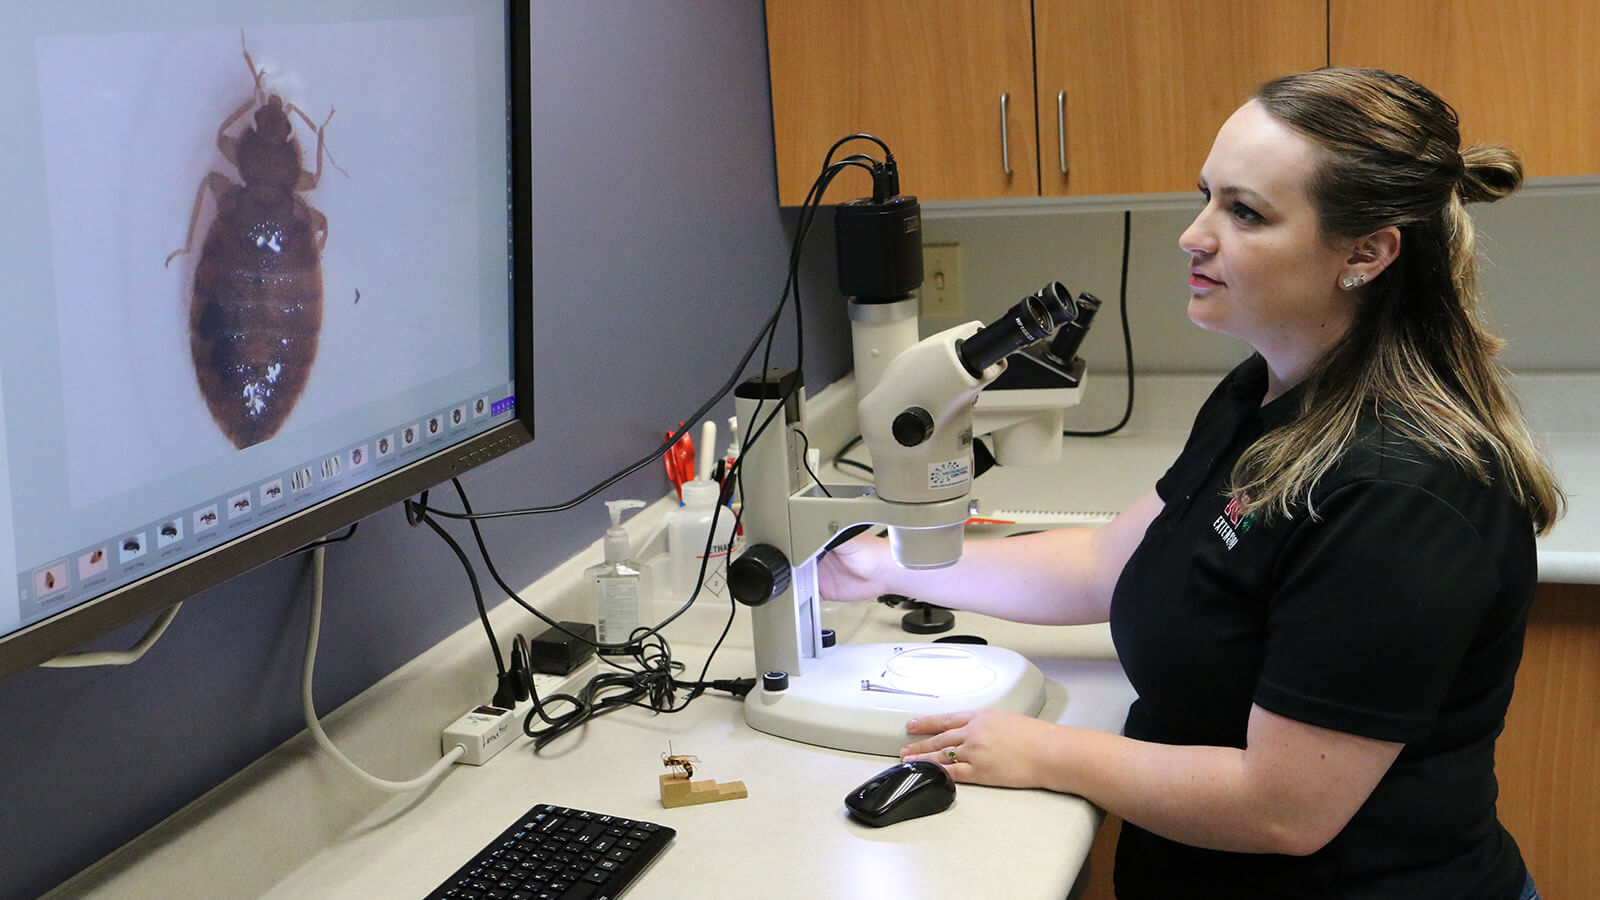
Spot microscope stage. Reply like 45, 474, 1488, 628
743, 642, 1047, 757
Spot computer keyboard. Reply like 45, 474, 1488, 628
425, 803, 676, 900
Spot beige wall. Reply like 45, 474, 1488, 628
919, 188, 1600, 381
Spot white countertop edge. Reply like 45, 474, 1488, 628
1536, 551, 1600, 585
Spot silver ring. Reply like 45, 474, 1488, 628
945, 747, 959, 764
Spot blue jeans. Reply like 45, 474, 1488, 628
1519, 872, 1541, 900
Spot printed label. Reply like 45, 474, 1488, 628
594, 575, 638, 642
928, 458, 971, 490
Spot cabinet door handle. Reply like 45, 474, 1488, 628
1057, 90, 1069, 176
1000, 92, 1014, 177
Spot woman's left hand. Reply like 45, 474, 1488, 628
900, 709, 1064, 789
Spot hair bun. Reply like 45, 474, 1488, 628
1457, 144, 1523, 203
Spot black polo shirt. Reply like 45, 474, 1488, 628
1109, 356, 1534, 899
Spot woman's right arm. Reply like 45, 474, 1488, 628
816, 488, 1164, 626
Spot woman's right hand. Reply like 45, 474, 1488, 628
816, 534, 893, 603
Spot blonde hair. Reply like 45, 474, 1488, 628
1232, 68, 1563, 534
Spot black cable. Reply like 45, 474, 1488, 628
406, 490, 507, 677
481, 147, 856, 653
520, 626, 740, 751
416, 318, 766, 522
511, 632, 590, 744
613, 145, 873, 702
825, 133, 892, 162
830, 434, 873, 479
414, 153, 870, 527
284, 523, 359, 556
1064, 209, 1136, 437
409, 137, 892, 740
794, 427, 832, 497
449, 460, 749, 727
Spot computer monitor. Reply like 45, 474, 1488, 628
0, 1, 533, 680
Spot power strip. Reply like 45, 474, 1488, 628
441, 655, 601, 765
525, 654, 602, 706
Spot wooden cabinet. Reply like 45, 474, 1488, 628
765, 0, 1037, 204
1331, 0, 1600, 178
765, 1, 1323, 204
1035, 0, 1324, 196
768, 2, 1600, 202
1495, 582, 1600, 899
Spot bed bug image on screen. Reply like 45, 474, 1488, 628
166, 32, 341, 450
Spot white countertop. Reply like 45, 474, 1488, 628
51, 571, 1132, 900
273, 614, 1130, 900
959, 371, 1600, 585
48, 371, 1600, 900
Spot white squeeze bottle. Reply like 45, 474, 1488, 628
586, 499, 645, 650
667, 480, 738, 607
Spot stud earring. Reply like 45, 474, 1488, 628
1341, 273, 1367, 290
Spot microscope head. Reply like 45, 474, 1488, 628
855, 285, 1075, 569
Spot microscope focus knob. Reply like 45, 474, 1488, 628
891, 406, 935, 447
728, 543, 791, 607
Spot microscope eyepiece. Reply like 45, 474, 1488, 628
956, 286, 1059, 377
1030, 281, 1079, 329
1043, 291, 1102, 367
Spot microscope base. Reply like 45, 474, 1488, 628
743, 642, 1046, 757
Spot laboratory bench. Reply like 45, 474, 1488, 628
48, 372, 1600, 899
50, 573, 1133, 899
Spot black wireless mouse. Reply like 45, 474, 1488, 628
844, 760, 956, 827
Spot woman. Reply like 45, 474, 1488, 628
820, 68, 1561, 899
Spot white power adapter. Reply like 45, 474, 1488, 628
441, 704, 518, 765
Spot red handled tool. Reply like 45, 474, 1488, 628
664, 424, 695, 501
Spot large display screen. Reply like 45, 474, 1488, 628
0, 0, 533, 678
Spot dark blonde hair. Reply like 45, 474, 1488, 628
1232, 67, 1563, 534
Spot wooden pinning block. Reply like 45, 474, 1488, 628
659, 772, 749, 808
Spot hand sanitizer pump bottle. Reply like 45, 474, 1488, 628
586, 499, 645, 650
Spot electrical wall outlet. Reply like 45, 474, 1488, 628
921, 243, 964, 317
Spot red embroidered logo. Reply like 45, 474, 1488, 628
1223, 495, 1256, 532
1213, 493, 1256, 550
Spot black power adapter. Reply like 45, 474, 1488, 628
528, 621, 598, 675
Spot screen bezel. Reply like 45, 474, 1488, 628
0, 1, 534, 682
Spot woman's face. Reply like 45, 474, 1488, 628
1179, 101, 1358, 387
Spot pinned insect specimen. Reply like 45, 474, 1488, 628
657, 744, 747, 808
661, 745, 700, 779
167, 31, 342, 449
